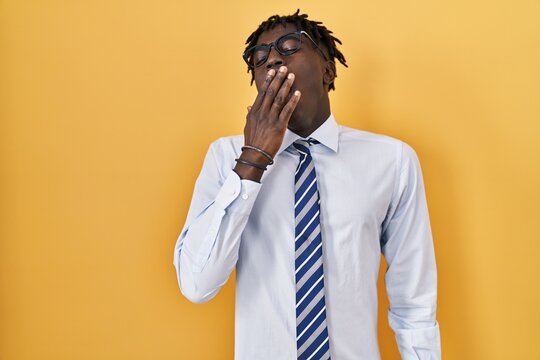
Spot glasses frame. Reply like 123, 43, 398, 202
243, 30, 329, 69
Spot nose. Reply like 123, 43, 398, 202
265, 46, 285, 70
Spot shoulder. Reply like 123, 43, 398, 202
337, 124, 420, 170
339, 124, 417, 152
339, 124, 401, 146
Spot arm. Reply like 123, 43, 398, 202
172, 140, 262, 304
173, 66, 300, 303
380, 141, 441, 359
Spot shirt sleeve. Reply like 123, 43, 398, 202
172, 139, 262, 304
380, 141, 441, 359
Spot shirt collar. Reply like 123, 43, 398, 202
276, 113, 339, 156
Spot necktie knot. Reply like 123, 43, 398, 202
292, 138, 320, 156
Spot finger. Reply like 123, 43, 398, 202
260, 66, 289, 112
278, 90, 301, 125
269, 72, 295, 117
251, 69, 276, 111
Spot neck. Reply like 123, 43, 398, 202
289, 97, 331, 138
291, 111, 330, 138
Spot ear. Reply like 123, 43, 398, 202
322, 60, 336, 90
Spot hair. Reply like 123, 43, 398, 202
244, 9, 348, 91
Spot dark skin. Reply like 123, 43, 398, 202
234, 23, 337, 182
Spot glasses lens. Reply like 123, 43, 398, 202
277, 33, 301, 55
251, 46, 269, 67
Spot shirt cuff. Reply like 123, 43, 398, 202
394, 322, 441, 360
215, 170, 261, 215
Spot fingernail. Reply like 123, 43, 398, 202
267, 69, 275, 76
279, 66, 287, 73
287, 73, 294, 79
294, 90, 301, 96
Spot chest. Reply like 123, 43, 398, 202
250, 150, 395, 237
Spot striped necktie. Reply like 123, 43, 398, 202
293, 139, 331, 360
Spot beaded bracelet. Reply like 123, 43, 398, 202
241, 145, 274, 165
235, 158, 268, 171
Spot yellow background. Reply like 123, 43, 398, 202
1, 0, 539, 359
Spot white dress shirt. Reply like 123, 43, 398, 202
173, 114, 441, 359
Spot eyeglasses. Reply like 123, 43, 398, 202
243, 30, 329, 69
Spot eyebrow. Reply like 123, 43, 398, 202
255, 31, 296, 46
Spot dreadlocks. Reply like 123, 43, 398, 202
244, 9, 348, 91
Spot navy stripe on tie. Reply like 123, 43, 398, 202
295, 154, 311, 179
295, 215, 321, 251
296, 260, 323, 299
296, 264, 324, 315
295, 239, 322, 279
295, 231, 322, 257
295, 165, 316, 197
296, 296, 326, 347
298, 327, 329, 360
295, 200, 319, 236
295, 184, 317, 215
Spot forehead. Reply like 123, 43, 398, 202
256, 23, 299, 45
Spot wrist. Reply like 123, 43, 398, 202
241, 145, 274, 165
239, 149, 272, 166
233, 150, 271, 183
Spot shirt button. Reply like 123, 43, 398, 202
241, 193, 249, 200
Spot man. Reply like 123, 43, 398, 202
173, 10, 441, 360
